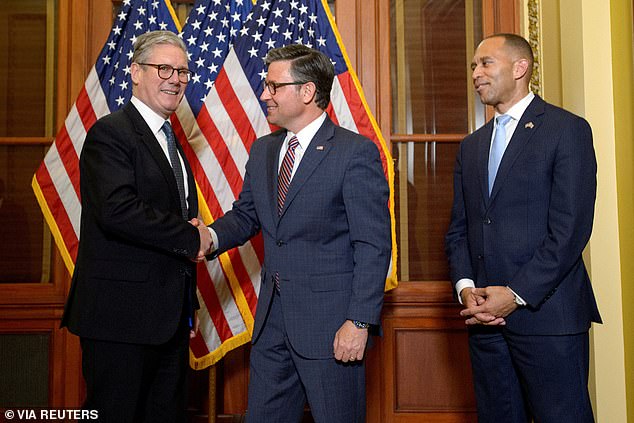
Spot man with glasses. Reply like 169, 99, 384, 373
201, 44, 391, 422
62, 30, 211, 422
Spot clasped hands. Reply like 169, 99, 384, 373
459, 286, 518, 326
188, 217, 212, 262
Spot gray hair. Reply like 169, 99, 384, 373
131, 30, 187, 64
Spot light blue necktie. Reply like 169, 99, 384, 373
488, 114, 512, 195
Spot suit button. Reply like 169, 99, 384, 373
276, 241, 283, 246
477, 255, 484, 260
484, 218, 492, 225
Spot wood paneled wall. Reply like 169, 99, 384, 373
0, 0, 519, 421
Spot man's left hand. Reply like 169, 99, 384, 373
460, 286, 518, 325
333, 320, 369, 362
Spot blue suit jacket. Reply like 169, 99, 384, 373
211, 117, 391, 358
446, 95, 601, 335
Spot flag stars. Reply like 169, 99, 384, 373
159, 21, 168, 30
196, 4, 206, 15
299, 5, 308, 15
290, 0, 299, 10
191, 20, 202, 30
191, 73, 201, 84
204, 27, 213, 37
151, 0, 159, 8
187, 35, 197, 45
252, 32, 263, 43
108, 40, 117, 50
283, 29, 293, 40
118, 11, 127, 21
232, 12, 241, 22
119, 81, 128, 91
286, 16, 295, 25
273, 8, 283, 19
317, 36, 326, 46
133, 20, 143, 30
257, 16, 266, 26
102, 55, 111, 65
212, 47, 223, 58
116, 96, 125, 106
207, 63, 218, 74
148, 15, 157, 25
123, 0, 131, 5
270, 23, 280, 33
196, 57, 205, 68
261, 1, 271, 10
221, 17, 229, 28
298, 21, 305, 30
109, 76, 116, 85
204, 79, 214, 90
208, 11, 218, 21
113, 25, 122, 35
123, 65, 131, 75
137, 6, 146, 16
248, 46, 259, 57
230, 27, 238, 38
309, 13, 317, 24
240, 27, 249, 36
307, 28, 315, 38
265, 39, 276, 49
199, 41, 210, 52
216, 32, 227, 43
258, 69, 267, 80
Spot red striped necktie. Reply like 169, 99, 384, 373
277, 135, 300, 215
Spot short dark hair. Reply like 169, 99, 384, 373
132, 30, 188, 64
486, 33, 534, 77
265, 44, 334, 110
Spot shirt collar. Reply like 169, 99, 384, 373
130, 96, 171, 136
495, 92, 535, 123
285, 112, 328, 150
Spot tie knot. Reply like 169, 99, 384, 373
496, 114, 512, 127
162, 121, 174, 138
288, 136, 299, 150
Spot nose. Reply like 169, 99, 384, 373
260, 86, 271, 101
471, 65, 481, 81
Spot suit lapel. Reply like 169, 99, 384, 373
489, 96, 545, 203
478, 120, 495, 205
267, 132, 286, 223
278, 118, 334, 220
124, 103, 183, 214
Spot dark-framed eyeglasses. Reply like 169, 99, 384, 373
263, 80, 310, 95
138, 63, 192, 83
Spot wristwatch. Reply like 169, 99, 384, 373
352, 320, 370, 329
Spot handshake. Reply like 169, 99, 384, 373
189, 218, 213, 262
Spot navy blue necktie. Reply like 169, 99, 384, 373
488, 114, 512, 195
162, 121, 188, 219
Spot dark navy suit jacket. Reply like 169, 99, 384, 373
62, 102, 200, 345
211, 117, 391, 359
446, 95, 601, 335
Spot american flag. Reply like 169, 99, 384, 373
32, 0, 181, 273
181, 0, 397, 368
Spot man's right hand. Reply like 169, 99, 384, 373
460, 287, 506, 326
189, 218, 212, 262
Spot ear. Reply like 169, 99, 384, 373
301, 81, 317, 105
130, 62, 142, 85
513, 58, 530, 81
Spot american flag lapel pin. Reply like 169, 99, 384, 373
525, 122, 534, 129
316, 145, 324, 150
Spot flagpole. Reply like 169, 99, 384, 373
208, 365, 216, 423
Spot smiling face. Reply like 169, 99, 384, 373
471, 36, 529, 114
131, 43, 188, 119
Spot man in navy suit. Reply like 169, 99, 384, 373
203, 45, 391, 422
445, 33, 601, 422
62, 31, 211, 422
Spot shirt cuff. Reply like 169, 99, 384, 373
506, 286, 527, 306
455, 278, 475, 304
208, 227, 218, 253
